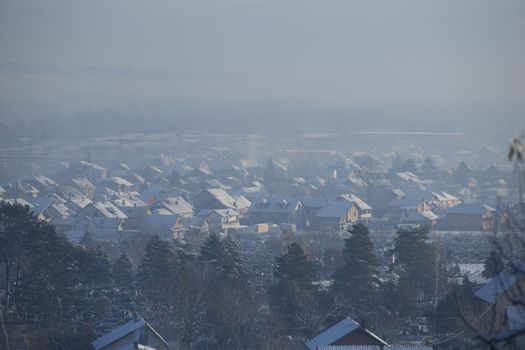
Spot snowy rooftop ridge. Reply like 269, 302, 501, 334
305, 317, 387, 350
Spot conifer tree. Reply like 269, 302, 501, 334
332, 224, 378, 315
113, 253, 134, 288
270, 242, 317, 335
392, 226, 434, 294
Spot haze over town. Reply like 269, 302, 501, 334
1, 1, 525, 350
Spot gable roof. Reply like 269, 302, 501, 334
337, 194, 372, 211
92, 201, 128, 219
447, 203, 495, 215
305, 317, 387, 350
201, 188, 251, 210
317, 201, 355, 218
251, 197, 301, 214
300, 197, 330, 209
160, 196, 193, 215
400, 210, 438, 223
91, 316, 170, 350
70, 177, 95, 190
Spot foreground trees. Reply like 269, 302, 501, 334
135, 233, 259, 349
332, 224, 378, 317
270, 242, 317, 337
1, 201, 486, 349
0, 203, 74, 325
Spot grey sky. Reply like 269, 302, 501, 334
0, 0, 524, 124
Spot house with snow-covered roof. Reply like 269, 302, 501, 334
196, 208, 242, 233
305, 316, 433, 350
73, 201, 127, 240
316, 201, 359, 231
305, 317, 387, 350
92, 315, 170, 350
192, 188, 251, 218
336, 194, 373, 223
441, 203, 495, 231
249, 197, 303, 225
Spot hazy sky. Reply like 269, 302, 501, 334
0, 0, 524, 126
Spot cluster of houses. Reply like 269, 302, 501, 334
1, 154, 522, 242
91, 313, 434, 350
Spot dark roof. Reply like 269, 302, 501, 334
92, 316, 170, 350
317, 201, 355, 218
447, 203, 495, 215
250, 197, 301, 214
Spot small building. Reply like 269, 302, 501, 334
68, 177, 96, 197
192, 188, 251, 218
443, 203, 496, 231
336, 194, 373, 223
399, 210, 438, 228
92, 315, 170, 350
196, 208, 242, 233
299, 197, 329, 229
305, 317, 433, 350
249, 197, 303, 225
305, 317, 387, 349
316, 201, 359, 231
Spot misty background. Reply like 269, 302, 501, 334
0, 0, 524, 145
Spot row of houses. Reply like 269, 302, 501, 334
2, 155, 521, 241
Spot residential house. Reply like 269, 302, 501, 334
21, 174, 58, 193
336, 194, 373, 223
65, 196, 93, 214
305, 317, 387, 349
196, 208, 242, 233
398, 210, 438, 228
305, 317, 433, 350
431, 191, 461, 212
384, 190, 436, 227
92, 315, 170, 350
192, 188, 251, 218
249, 197, 303, 225
299, 197, 329, 229
74, 201, 127, 240
104, 177, 136, 193
316, 201, 359, 231
75, 161, 108, 181
68, 177, 96, 197
113, 196, 148, 230
149, 196, 194, 218
442, 203, 496, 231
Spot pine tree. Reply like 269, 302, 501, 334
270, 243, 317, 335
199, 233, 225, 268
198, 234, 257, 348
138, 235, 177, 289
113, 253, 134, 288
274, 243, 316, 289
392, 226, 434, 295
332, 224, 378, 315
0, 202, 33, 315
